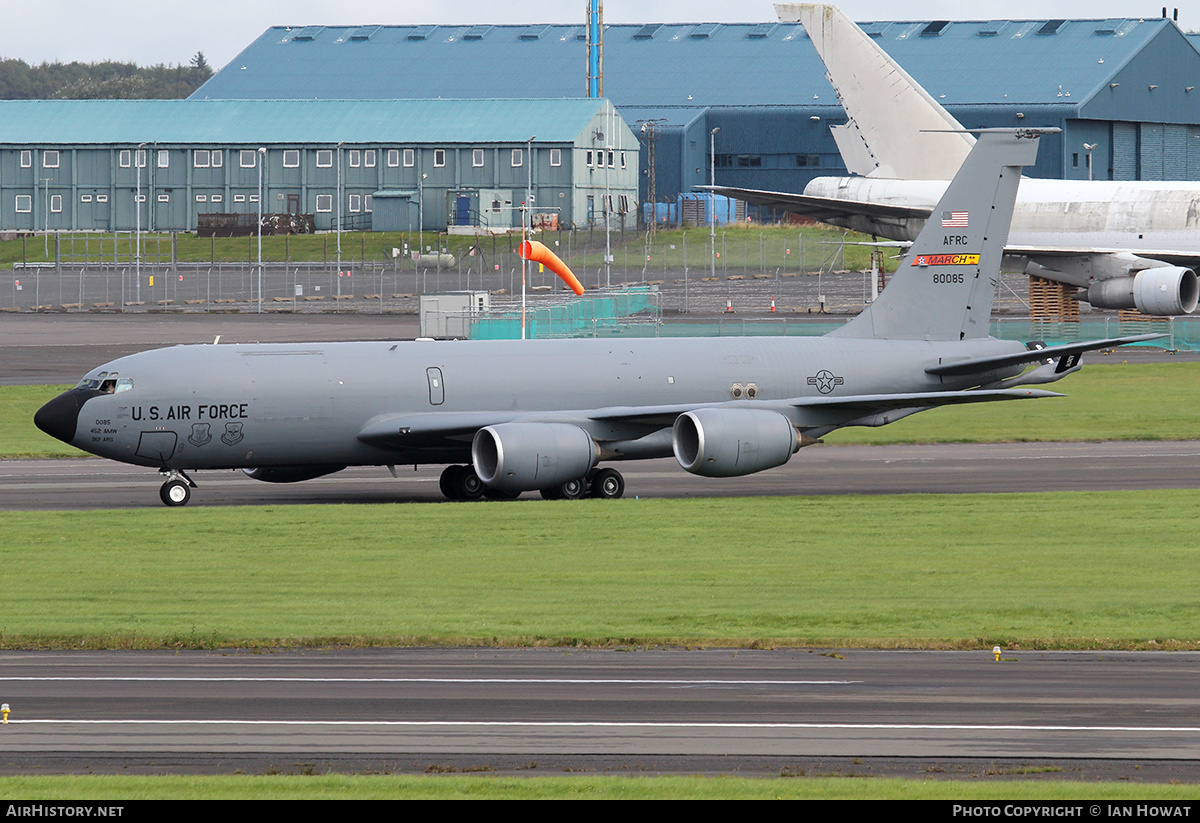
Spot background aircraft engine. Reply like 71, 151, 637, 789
472, 423, 598, 492
672, 409, 799, 478
242, 465, 347, 483
1085, 267, 1199, 315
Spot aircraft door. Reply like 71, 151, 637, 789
135, 430, 178, 462
427, 367, 444, 405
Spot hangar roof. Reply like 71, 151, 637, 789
191, 18, 1176, 110
0, 98, 618, 145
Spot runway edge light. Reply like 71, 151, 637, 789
3, 703, 10, 723
993, 646, 1002, 661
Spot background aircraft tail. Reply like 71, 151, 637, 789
829, 129, 1047, 341
777, 3, 972, 178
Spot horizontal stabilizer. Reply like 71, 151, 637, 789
925, 335, 1165, 377
698, 185, 931, 223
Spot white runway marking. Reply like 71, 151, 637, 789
7, 720, 1200, 733
0, 677, 859, 685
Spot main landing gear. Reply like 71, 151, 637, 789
158, 469, 197, 507
438, 465, 625, 502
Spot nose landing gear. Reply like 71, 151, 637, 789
158, 469, 197, 507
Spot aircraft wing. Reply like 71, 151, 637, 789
358, 389, 1059, 452
699, 185, 931, 223
1008, 245, 1200, 269
926, 335, 1166, 378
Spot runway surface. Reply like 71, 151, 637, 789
4, 439, 1200, 510
0, 648, 1197, 780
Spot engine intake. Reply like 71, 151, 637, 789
1086, 267, 1199, 315
672, 408, 799, 477
472, 423, 598, 492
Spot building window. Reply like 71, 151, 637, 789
157, 194, 170, 203
96, 194, 108, 203
211, 194, 222, 203
249, 194, 259, 203
586, 150, 593, 167
348, 149, 361, 168
349, 194, 361, 212
157, 150, 169, 168
119, 150, 131, 168
403, 148, 415, 167
621, 151, 627, 169
316, 194, 332, 212
196, 194, 207, 202
387, 149, 400, 167
316, 150, 333, 168
20, 150, 31, 168
233, 194, 246, 203
283, 150, 300, 168
364, 149, 376, 168
433, 149, 446, 168
136, 149, 147, 168
472, 149, 484, 168
364, 194, 372, 212
240, 150, 257, 168
80, 194, 92, 203
737, 155, 762, 168
44, 150, 60, 168
608, 150, 615, 167
550, 148, 561, 167
511, 148, 523, 167
212, 151, 222, 168
795, 154, 819, 167
15, 195, 31, 213
194, 150, 211, 168
50, 194, 62, 212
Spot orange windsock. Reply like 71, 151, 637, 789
519, 240, 585, 296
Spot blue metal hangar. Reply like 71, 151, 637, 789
191, 17, 1200, 215
0, 97, 638, 233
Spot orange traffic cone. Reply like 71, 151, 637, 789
724, 298, 735, 313
769, 296, 776, 312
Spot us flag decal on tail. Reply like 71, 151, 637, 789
941, 211, 968, 228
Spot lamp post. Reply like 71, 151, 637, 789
709, 127, 720, 296
257, 146, 266, 314
135, 142, 146, 304
523, 135, 535, 340
1083, 142, 1098, 181
336, 142, 343, 300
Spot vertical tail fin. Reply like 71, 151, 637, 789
829, 129, 1050, 341
777, 3, 973, 179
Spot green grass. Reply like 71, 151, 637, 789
4, 362, 1197, 459
0, 224, 892, 275
0, 774, 1196, 799
0, 491, 1197, 649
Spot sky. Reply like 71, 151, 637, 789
0, 1, 1186, 70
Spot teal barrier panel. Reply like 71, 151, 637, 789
470, 288, 658, 339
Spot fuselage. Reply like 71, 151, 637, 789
36, 335, 1026, 472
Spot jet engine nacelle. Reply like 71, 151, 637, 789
1086, 267, 1199, 315
672, 408, 799, 478
242, 465, 347, 483
472, 423, 599, 492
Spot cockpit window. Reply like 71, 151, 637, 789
75, 376, 132, 393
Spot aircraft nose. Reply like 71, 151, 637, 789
34, 390, 88, 444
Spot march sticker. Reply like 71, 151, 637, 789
912, 254, 980, 266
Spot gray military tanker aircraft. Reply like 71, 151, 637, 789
35, 129, 1157, 506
